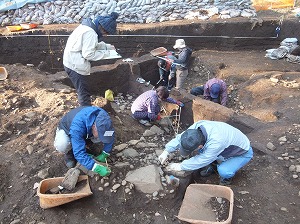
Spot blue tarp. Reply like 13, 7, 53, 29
0, 0, 50, 12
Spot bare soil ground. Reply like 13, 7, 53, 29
0, 10, 300, 224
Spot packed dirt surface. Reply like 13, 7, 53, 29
1, 10, 300, 224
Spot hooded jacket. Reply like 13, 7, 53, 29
63, 18, 112, 76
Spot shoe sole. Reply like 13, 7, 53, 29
200, 167, 215, 177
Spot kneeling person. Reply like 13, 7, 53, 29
131, 86, 184, 126
54, 106, 114, 177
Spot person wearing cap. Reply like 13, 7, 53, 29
167, 39, 192, 90
63, 12, 119, 106
190, 78, 228, 106
54, 106, 115, 177
158, 120, 253, 185
131, 86, 184, 126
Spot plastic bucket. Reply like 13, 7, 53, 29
177, 184, 234, 224
6, 25, 22, 32
37, 175, 92, 209
0, 67, 8, 80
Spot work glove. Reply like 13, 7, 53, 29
166, 163, 182, 172
92, 163, 111, 177
176, 101, 184, 107
95, 151, 110, 163
158, 150, 169, 165
156, 114, 161, 121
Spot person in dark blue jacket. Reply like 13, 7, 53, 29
54, 106, 114, 177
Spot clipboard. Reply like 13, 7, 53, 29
102, 50, 122, 60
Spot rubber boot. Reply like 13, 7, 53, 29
64, 150, 76, 168
200, 165, 215, 177
220, 177, 232, 186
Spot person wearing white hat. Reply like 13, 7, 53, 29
168, 39, 192, 90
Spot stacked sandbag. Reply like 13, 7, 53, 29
0, 0, 256, 26
266, 38, 300, 64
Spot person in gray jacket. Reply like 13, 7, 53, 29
158, 120, 253, 185
63, 12, 119, 106
168, 39, 192, 89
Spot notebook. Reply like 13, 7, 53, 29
102, 50, 122, 60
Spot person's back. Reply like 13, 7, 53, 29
131, 89, 158, 113
131, 86, 182, 126
198, 120, 250, 157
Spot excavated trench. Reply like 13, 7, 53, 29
1, 16, 299, 134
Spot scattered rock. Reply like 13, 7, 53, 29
37, 168, 49, 179
26, 145, 34, 154
266, 142, 276, 151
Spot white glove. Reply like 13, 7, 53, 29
158, 150, 169, 165
166, 163, 182, 172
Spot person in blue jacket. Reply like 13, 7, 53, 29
54, 106, 114, 177
158, 120, 253, 185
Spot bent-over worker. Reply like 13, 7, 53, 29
131, 86, 184, 126
54, 106, 114, 177
190, 78, 228, 106
158, 120, 253, 185
157, 51, 177, 89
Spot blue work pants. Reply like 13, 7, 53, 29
217, 147, 253, 179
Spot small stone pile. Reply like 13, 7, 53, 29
266, 124, 300, 180
0, 0, 257, 26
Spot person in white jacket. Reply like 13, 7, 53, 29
158, 120, 253, 185
63, 12, 119, 106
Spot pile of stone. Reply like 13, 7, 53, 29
0, 0, 257, 26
